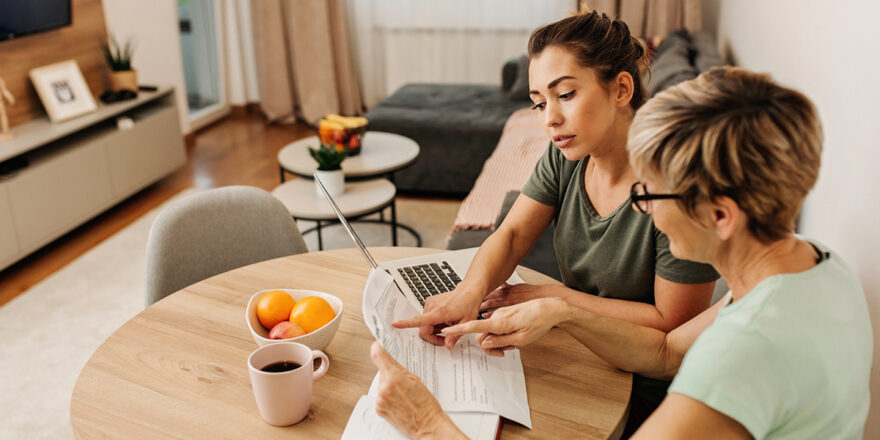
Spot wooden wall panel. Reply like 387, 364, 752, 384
0, 0, 109, 127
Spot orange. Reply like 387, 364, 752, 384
289, 296, 336, 333
256, 291, 296, 330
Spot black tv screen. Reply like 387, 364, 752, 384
0, 0, 72, 41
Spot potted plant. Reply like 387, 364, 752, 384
308, 143, 347, 197
101, 35, 137, 92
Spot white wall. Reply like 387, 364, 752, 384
102, 0, 191, 134
717, 0, 880, 436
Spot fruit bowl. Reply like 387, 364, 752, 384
246, 289, 343, 350
317, 114, 368, 156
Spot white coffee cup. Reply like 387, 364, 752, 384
247, 342, 330, 426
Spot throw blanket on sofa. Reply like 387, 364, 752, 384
450, 108, 547, 235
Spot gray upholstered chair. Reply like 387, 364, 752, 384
145, 185, 308, 307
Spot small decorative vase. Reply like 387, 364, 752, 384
110, 70, 138, 92
314, 169, 345, 198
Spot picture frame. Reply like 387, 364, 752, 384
29, 60, 98, 123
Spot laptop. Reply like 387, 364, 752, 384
315, 175, 517, 313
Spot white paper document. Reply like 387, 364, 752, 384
341, 394, 500, 440
359, 268, 531, 427
340, 375, 500, 440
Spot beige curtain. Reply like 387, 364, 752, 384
580, 0, 702, 37
250, 0, 363, 124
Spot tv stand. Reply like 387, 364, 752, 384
0, 87, 185, 271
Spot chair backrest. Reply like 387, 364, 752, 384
145, 185, 308, 307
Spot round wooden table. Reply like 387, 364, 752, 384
70, 248, 631, 439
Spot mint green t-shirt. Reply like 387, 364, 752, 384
669, 240, 872, 439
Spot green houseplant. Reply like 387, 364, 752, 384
101, 35, 137, 92
308, 143, 347, 197
308, 143, 348, 171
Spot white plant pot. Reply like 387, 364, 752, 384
314, 170, 345, 198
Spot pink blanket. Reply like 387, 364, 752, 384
450, 108, 548, 235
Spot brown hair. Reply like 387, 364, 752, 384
528, 10, 650, 111
627, 67, 823, 242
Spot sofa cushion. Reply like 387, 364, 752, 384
502, 57, 520, 92
647, 30, 698, 96
508, 55, 531, 101
690, 31, 725, 72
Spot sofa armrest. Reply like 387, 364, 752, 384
447, 229, 492, 250
447, 191, 560, 281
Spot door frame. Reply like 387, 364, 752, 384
184, 0, 230, 131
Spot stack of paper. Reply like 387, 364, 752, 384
341, 269, 532, 439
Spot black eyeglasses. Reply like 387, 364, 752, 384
630, 182, 682, 214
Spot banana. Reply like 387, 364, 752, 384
324, 114, 368, 128
318, 119, 345, 130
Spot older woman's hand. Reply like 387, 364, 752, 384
393, 283, 485, 350
369, 342, 466, 439
442, 297, 570, 357
479, 283, 562, 311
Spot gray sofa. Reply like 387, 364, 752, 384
447, 30, 725, 281
364, 59, 533, 196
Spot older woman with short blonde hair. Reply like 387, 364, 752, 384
371, 67, 873, 439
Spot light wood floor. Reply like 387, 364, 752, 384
0, 112, 316, 307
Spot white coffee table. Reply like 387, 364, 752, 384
275, 131, 422, 249
277, 131, 420, 181
271, 178, 421, 250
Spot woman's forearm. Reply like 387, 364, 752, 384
557, 287, 680, 332
458, 227, 537, 299
554, 303, 678, 379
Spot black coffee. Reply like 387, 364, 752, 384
260, 361, 302, 373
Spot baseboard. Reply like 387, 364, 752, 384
184, 133, 197, 150
231, 103, 261, 117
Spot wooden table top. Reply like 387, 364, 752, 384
70, 247, 631, 439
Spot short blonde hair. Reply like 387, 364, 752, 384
627, 67, 823, 242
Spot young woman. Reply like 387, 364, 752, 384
395, 10, 718, 429
374, 67, 872, 439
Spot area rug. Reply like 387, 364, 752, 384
0, 189, 460, 439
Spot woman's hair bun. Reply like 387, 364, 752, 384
528, 10, 652, 110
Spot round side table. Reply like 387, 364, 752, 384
277, 131, 420, 181
271, 178, 421, 250
275, 131, 422, 249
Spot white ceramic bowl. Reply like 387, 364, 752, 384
246, 289, 343, 350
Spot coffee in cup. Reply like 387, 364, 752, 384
247, 342, 329, 426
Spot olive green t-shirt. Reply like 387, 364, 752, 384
522, 143, 719, 302
521, 143, 720, 421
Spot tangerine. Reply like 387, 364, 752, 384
289, 296, 336, 333
256, 290, 296, 330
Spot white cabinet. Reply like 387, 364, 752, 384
0, 182, 20, 269
7, 137, 114, 251
0, 88, 185, 271
106, 105, 185, 196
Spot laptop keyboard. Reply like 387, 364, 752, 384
397, 261, 462, 305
